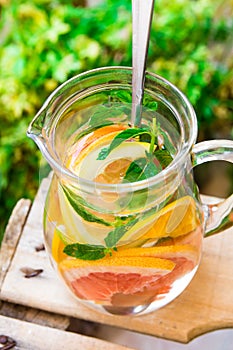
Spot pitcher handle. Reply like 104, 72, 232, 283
192, 139, 233, 237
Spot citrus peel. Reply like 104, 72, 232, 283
59, 255, 175, 271
121, 196, 200, 243
66, 124, 126, 171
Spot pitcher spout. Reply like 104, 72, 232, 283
27, 107, 46, 137
27, 108, 49, 162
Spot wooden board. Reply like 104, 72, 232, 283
0, 315, 134, 350
0, 198, 31, 288
1, 176, 233, 343
0, 196, 69, 331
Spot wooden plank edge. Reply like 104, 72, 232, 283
0, 199, 31, 289
0, 301, 70, 331
0, 314, 135, 350
187, 319, 233, 344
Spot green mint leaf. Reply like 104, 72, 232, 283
160, 130, 176, 155
96, 147, 109, 160
110, 90, 132, 103
97, 128, 150, 160
104, 218, 139, 247
123, 158, 147, 182
142, 95, 158, 110
142, 161, 160, 178
139, 132, 151, 143
122, 156, 160, 210
154, 149, 173, 169
63, 243, 106, 260
62, 185, 109, 213
62, 187, 112, 227
89, 105, 119, 127
123, 157, 160, 183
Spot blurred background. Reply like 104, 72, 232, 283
0, 0, 232, 241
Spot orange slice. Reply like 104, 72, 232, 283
120, 196, 201, 244
142, 196, 201, 240
94, 158, 132, 184
51, 228, 67, 263
59, 256, 175, 276
115, 244, 199, 265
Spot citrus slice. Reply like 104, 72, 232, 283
51, 228, 67, 263
115, 244, 199, 265
112, 244, 200, 305
59, 256, 175, 274
94, 158, 132, 184
59, 255, 175, 303
75, 140, 150, 181
66, 124, 126, 173
119, 196, 200, 244
58, 192, 111, 245
143, 196, 201, 240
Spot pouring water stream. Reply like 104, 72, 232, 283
131, 0, 155, 127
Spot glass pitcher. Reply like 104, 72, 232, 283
27, 67, 233, 316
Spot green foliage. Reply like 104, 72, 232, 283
0, 0, 232, 240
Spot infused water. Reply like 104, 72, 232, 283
44, 114, 203, 315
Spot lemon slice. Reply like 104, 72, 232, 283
66, 124, 126, 172
76, 140, 150, 181
119, 196, 200, 243
58, 183, 110, 245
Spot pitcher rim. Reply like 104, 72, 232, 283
28, 66, 198, 192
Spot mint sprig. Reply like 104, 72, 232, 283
63, 218, 139, 260
104, 218, 139, 247
154, 149, 173, 169
63, 243, 116, 260
97, 128, 150, 160
62, 186, 112, 227
123, 157, 160, 183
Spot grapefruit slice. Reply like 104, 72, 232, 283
115, 243, 201, 300
58, 240, 201, 306
59, 256, 175, 303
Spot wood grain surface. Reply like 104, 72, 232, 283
1, 176, 233, 343
0, 315, 134, 350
